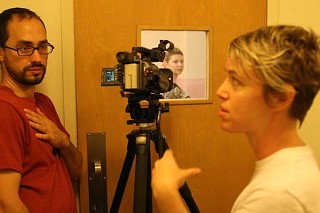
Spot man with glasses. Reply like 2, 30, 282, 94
0, 8, 82, 213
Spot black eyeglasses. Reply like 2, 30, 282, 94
2, 43, 54, 56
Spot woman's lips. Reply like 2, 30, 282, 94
218, 106, 229, 117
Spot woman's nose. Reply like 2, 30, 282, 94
216, 79, 229, 100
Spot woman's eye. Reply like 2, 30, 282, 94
231, 77, 240, 85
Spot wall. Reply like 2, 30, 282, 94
268, 0, 320, 163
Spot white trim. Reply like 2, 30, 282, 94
61, 0, 78, 144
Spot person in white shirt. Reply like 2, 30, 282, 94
151, 25, 320, 213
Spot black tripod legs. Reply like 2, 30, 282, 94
110, 129, 199, 213
109, 130, 153, 213
133, 131, 152, 213
109, 133, 136, 213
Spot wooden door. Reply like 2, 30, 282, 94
74, 1, 266, 212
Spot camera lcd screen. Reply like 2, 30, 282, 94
101, 68, 118, 86
105, 70, 114, 82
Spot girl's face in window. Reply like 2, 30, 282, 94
164, 54, 184, 77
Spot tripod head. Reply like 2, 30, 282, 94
125, 93, 169, 125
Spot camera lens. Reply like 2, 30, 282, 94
116, 52, 134, 63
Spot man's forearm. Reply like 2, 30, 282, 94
0, 202, 30, 213
0, 171, 31, 213
60, 140, 83, 182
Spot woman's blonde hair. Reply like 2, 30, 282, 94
228, 25, 320, 124
164, 47, 183, 63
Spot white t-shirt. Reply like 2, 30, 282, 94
231, 146, 320, 213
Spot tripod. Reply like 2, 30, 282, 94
109, 93, 199, 213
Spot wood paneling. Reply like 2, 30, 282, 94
74, 0, 266, 212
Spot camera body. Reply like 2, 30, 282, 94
102, 40, 174, 94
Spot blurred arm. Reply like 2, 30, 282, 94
151, 150, 201, 213
0, 170, 30, 213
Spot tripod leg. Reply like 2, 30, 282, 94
146, 148, 152, 212
179, 184, 200, 213
109, 132, 136, 213
133, 130, 152, 213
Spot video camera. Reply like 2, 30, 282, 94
101, 40, 174, 95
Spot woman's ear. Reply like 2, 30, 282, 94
272, 85, 296, 112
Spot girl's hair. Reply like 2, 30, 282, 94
164, 47, 183, 62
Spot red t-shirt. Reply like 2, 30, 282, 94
0, 86, 77, 213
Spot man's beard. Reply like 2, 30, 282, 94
4, 57, 46, 85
